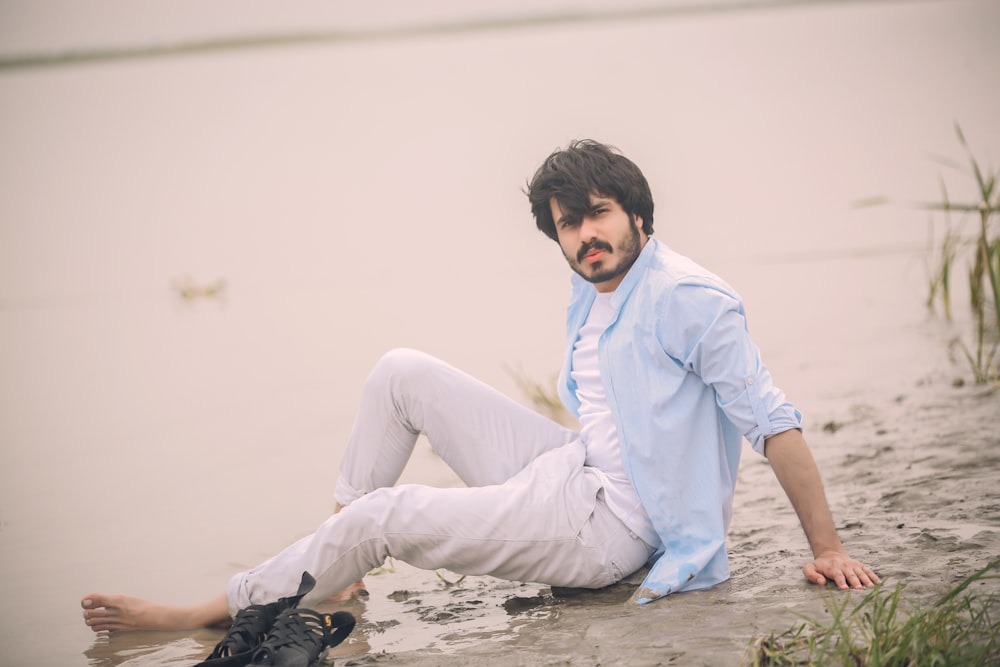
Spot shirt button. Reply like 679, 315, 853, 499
747, 378, 754, 385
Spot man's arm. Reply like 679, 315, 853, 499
764, 428, 881, 589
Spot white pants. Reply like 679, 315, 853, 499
227, 349, 655, 613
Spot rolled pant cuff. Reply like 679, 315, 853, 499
226, 570, 250, 618
333, 476, 364, 507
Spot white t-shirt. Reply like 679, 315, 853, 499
570, 292, 660, 548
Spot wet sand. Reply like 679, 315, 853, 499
334, 360, 1000, 666
77, 281, 1000, 666
83, 378, 1000, 667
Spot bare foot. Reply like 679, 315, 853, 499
81, 593, 229, 633
324, 580, 368, 603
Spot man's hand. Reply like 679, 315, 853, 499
804, 550, 880, 590
764, 429, 881, 591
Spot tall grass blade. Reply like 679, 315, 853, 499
743, 559, 1000, 666
933, 558, 1000, 607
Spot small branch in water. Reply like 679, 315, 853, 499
172, 277, 227, 302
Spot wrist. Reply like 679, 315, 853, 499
812, 543, 846, 559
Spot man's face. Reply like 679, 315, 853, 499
551, 194, 647, 293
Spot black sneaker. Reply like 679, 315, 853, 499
249, 608, 356, 666
195, 571, 317, 667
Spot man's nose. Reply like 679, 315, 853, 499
579, 216, 599, 242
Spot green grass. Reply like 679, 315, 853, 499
921, 125, 1000, 384
506, 365, 577, 428
862, 125, 1000, 383
742, 559, 1000, 666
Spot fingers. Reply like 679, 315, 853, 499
841, 563, 880, 589
856, 564, 880, 587
804, 558, 880, 590
802, 562, 827, 586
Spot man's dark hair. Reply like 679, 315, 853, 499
526, 139, 655, 242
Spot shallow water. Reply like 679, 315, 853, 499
1, 1, 999, 665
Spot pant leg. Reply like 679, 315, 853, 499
334, 348, 577, 506
228, 441, 655, 614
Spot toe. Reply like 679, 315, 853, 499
82, 593, 113, 610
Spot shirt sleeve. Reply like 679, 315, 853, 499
658, 280, 802, 454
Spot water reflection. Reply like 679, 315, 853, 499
84, 635, 207, 667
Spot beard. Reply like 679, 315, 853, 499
565, 214, 643, 286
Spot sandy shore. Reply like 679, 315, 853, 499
355, 385, 997, 666
80, 353, 999, 667
321, 370, 999, 666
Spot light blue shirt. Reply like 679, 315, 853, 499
558, 237, 803, 604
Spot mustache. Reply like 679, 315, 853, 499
577, 240, 613, 263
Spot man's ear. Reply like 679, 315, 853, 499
634, 215, 648, 242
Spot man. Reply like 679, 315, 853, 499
82, 140, 878, 635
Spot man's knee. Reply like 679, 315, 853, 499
348, 484, 421, 530
367, 348, 439, 393
376, 347, 430, 371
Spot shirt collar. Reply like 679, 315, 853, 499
570, 237, 659, 311
610, 236, 658, 309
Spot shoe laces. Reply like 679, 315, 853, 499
210, 603, 279, 657
251, 609, 356, 666
207, 571, 317, 660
